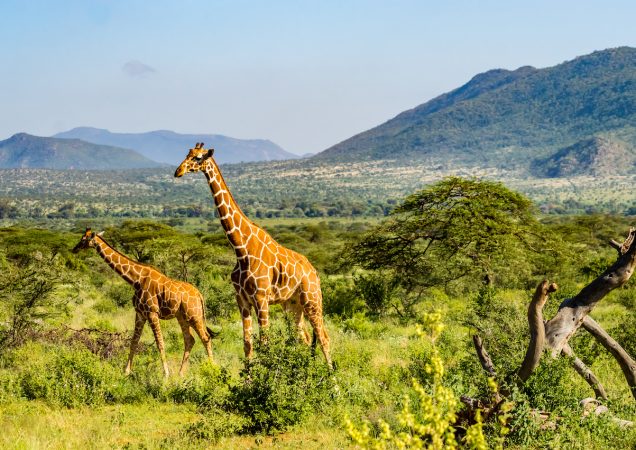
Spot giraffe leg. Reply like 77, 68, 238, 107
255, 295, 270, 345
191, 316, 213, 361
237, 294, 254, 358
177, 314, 196, 376
148, 312, 170, 377
284, 300, 311, 345
301, 290, 333, 370
125, 311, 146, 375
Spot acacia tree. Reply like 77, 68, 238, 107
344, 177, 562, 310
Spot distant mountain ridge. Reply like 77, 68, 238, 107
532, 136, 635, 177
0, 133, 164, 170
315, 47, 636, 175
54, 127, 298, 165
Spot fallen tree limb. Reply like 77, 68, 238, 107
544, 228, 636, 356
582, 315, 636, 400
562, 343, 608, 400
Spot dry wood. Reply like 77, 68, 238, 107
544, 228, 636, 355
582, 315, 636, 400
517, 280, 557, 381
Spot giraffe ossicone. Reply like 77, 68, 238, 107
175, 143, 333, 369
73, 227, 217, 377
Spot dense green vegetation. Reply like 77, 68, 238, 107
2, 154, 636, 227
1, 178, 636, 448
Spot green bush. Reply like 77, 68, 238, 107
107, 282, 133, 308
353, 271, 399, 318
228, 323, 334, 434
15, 344, 131, 407
322, 276, 365, 318
165, 360, 231, 407
199, 277, 237, 320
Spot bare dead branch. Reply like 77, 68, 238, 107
473, 334, 497, 378
545, 228, 636, 355
472, 334, 502, 402
582, 316, 636, 400
609, 239, 623, 254
517, 280, 557, 381
562, 344, 608, 400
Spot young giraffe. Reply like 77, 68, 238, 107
72, 228, 215, 377
174, 143, 333, 369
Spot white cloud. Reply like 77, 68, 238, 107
122, 60, 156, 77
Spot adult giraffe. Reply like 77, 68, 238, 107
73, 228, 216, 377
174, 143, 332, 369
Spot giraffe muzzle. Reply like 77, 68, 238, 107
174, 166, 186, 178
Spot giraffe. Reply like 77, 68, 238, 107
72, 228, 216, 377
174, 143, 333, 369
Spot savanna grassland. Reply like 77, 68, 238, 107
1, 158, 636, 228
2, 173, 636, 449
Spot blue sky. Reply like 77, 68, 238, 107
1, 1, 635, 154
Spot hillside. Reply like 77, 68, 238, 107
316, 47, 636, 171
54, 127, 298, 165
0, 133, 163, 170
532, 136, 636, 177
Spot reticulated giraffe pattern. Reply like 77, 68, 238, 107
73, 228, 214, 377
175, 143, 332, 369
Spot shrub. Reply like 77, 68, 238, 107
107, 282, 133, 308
228, 322, 334, 434
179, 409, 246, 444
353, 271, 399, 318
322, 276, 365, 318
165, 360, 231, 407
13, 343, 139, 407
345, 313, 491, 449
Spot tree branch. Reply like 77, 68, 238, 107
562, 343, 608, 400
582, 316, 636, 400
472, 334, 502, 402
544, 228, 636, 355
517, 280, 557, 381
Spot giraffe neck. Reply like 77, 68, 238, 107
203, 160, 255, 257
93, 236, 143, 285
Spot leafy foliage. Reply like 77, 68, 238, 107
345, 313, 492, 449
228, 323, 334, 434
344, 178, 563, 308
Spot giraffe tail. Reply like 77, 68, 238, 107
311, 330, 317, 355
206, 326, 221, 339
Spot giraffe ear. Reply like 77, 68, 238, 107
97, 231, 104, 237
207, 148, 214, 158
90, 232, 96, 238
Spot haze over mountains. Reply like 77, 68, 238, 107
0, 133, 163, 170
316, 46, 636, 176
53, 128, 298, 165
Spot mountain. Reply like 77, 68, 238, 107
0, 133, 164, 170
53, 128, 298, 165
532, 136, 635, 177
315, 47, 636, 172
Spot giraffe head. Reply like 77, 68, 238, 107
72, 227, 103, 253
174, 142, 215, 178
